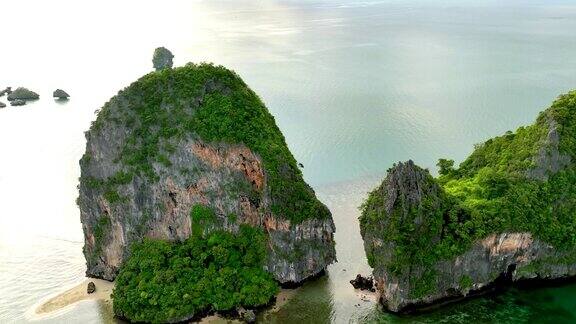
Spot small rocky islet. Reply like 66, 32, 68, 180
359, 90, 576, 312
78, 48, 335, 322
53, 89, 70, 100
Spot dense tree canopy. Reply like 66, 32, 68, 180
112, 225, 279, 323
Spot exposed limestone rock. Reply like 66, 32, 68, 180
526, 118, 571, 181
0, 101, 5, 108
87, 281, 96, 294
382, 160, 440, 216
7, 87, 39, 101
152, 47, 174, 71
53, 89, 70, 99
375, 230, 576, 312
237, 307, 256, 323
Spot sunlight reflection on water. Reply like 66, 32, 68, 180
2, 0, 576, 322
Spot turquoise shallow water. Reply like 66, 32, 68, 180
1, 0, 576, 323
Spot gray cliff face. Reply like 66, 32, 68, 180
526, 117, 571, 181
79, 71, 335, 284
375, 232, 576, 312
264, 216, 336, 283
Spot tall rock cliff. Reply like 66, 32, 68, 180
78, 63, 335, 284
360, 90, 576, 312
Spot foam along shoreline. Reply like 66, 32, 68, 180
35, 278, 298, 321
35, 278, 114, 315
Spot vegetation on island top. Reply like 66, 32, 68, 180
82, 63, 329, 223
112, 224, 279, 323
360, 90, 576, 278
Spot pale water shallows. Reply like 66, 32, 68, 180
1, 0, 576, 323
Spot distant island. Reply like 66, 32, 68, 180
77, 49, 336, 322
0, 86, 69, 107
360, 90, 576, 312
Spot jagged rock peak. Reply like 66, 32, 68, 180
381, 160, 440, 215
152, 47, 174, 71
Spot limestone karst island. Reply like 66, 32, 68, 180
78, 50, 336, 322
360, 91, 576, 311
2, 1, 576, 323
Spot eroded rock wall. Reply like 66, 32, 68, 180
374, 232, 576, 312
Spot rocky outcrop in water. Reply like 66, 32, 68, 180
78, 62, 336, 284
53, 89, 70, 99
152, 47, 174, 71
7, 87, 39, 101
360, 91, 576, 312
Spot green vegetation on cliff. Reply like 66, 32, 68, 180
112, 225, 279, 323
360, 91, 576, 274
82, 63, 329, 223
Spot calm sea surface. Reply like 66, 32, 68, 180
2, 0, 576, 323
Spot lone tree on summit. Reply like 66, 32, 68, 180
152, 47, 174, 71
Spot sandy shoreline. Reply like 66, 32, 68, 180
35, 278, 114, 315
35, 278, 297, 321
